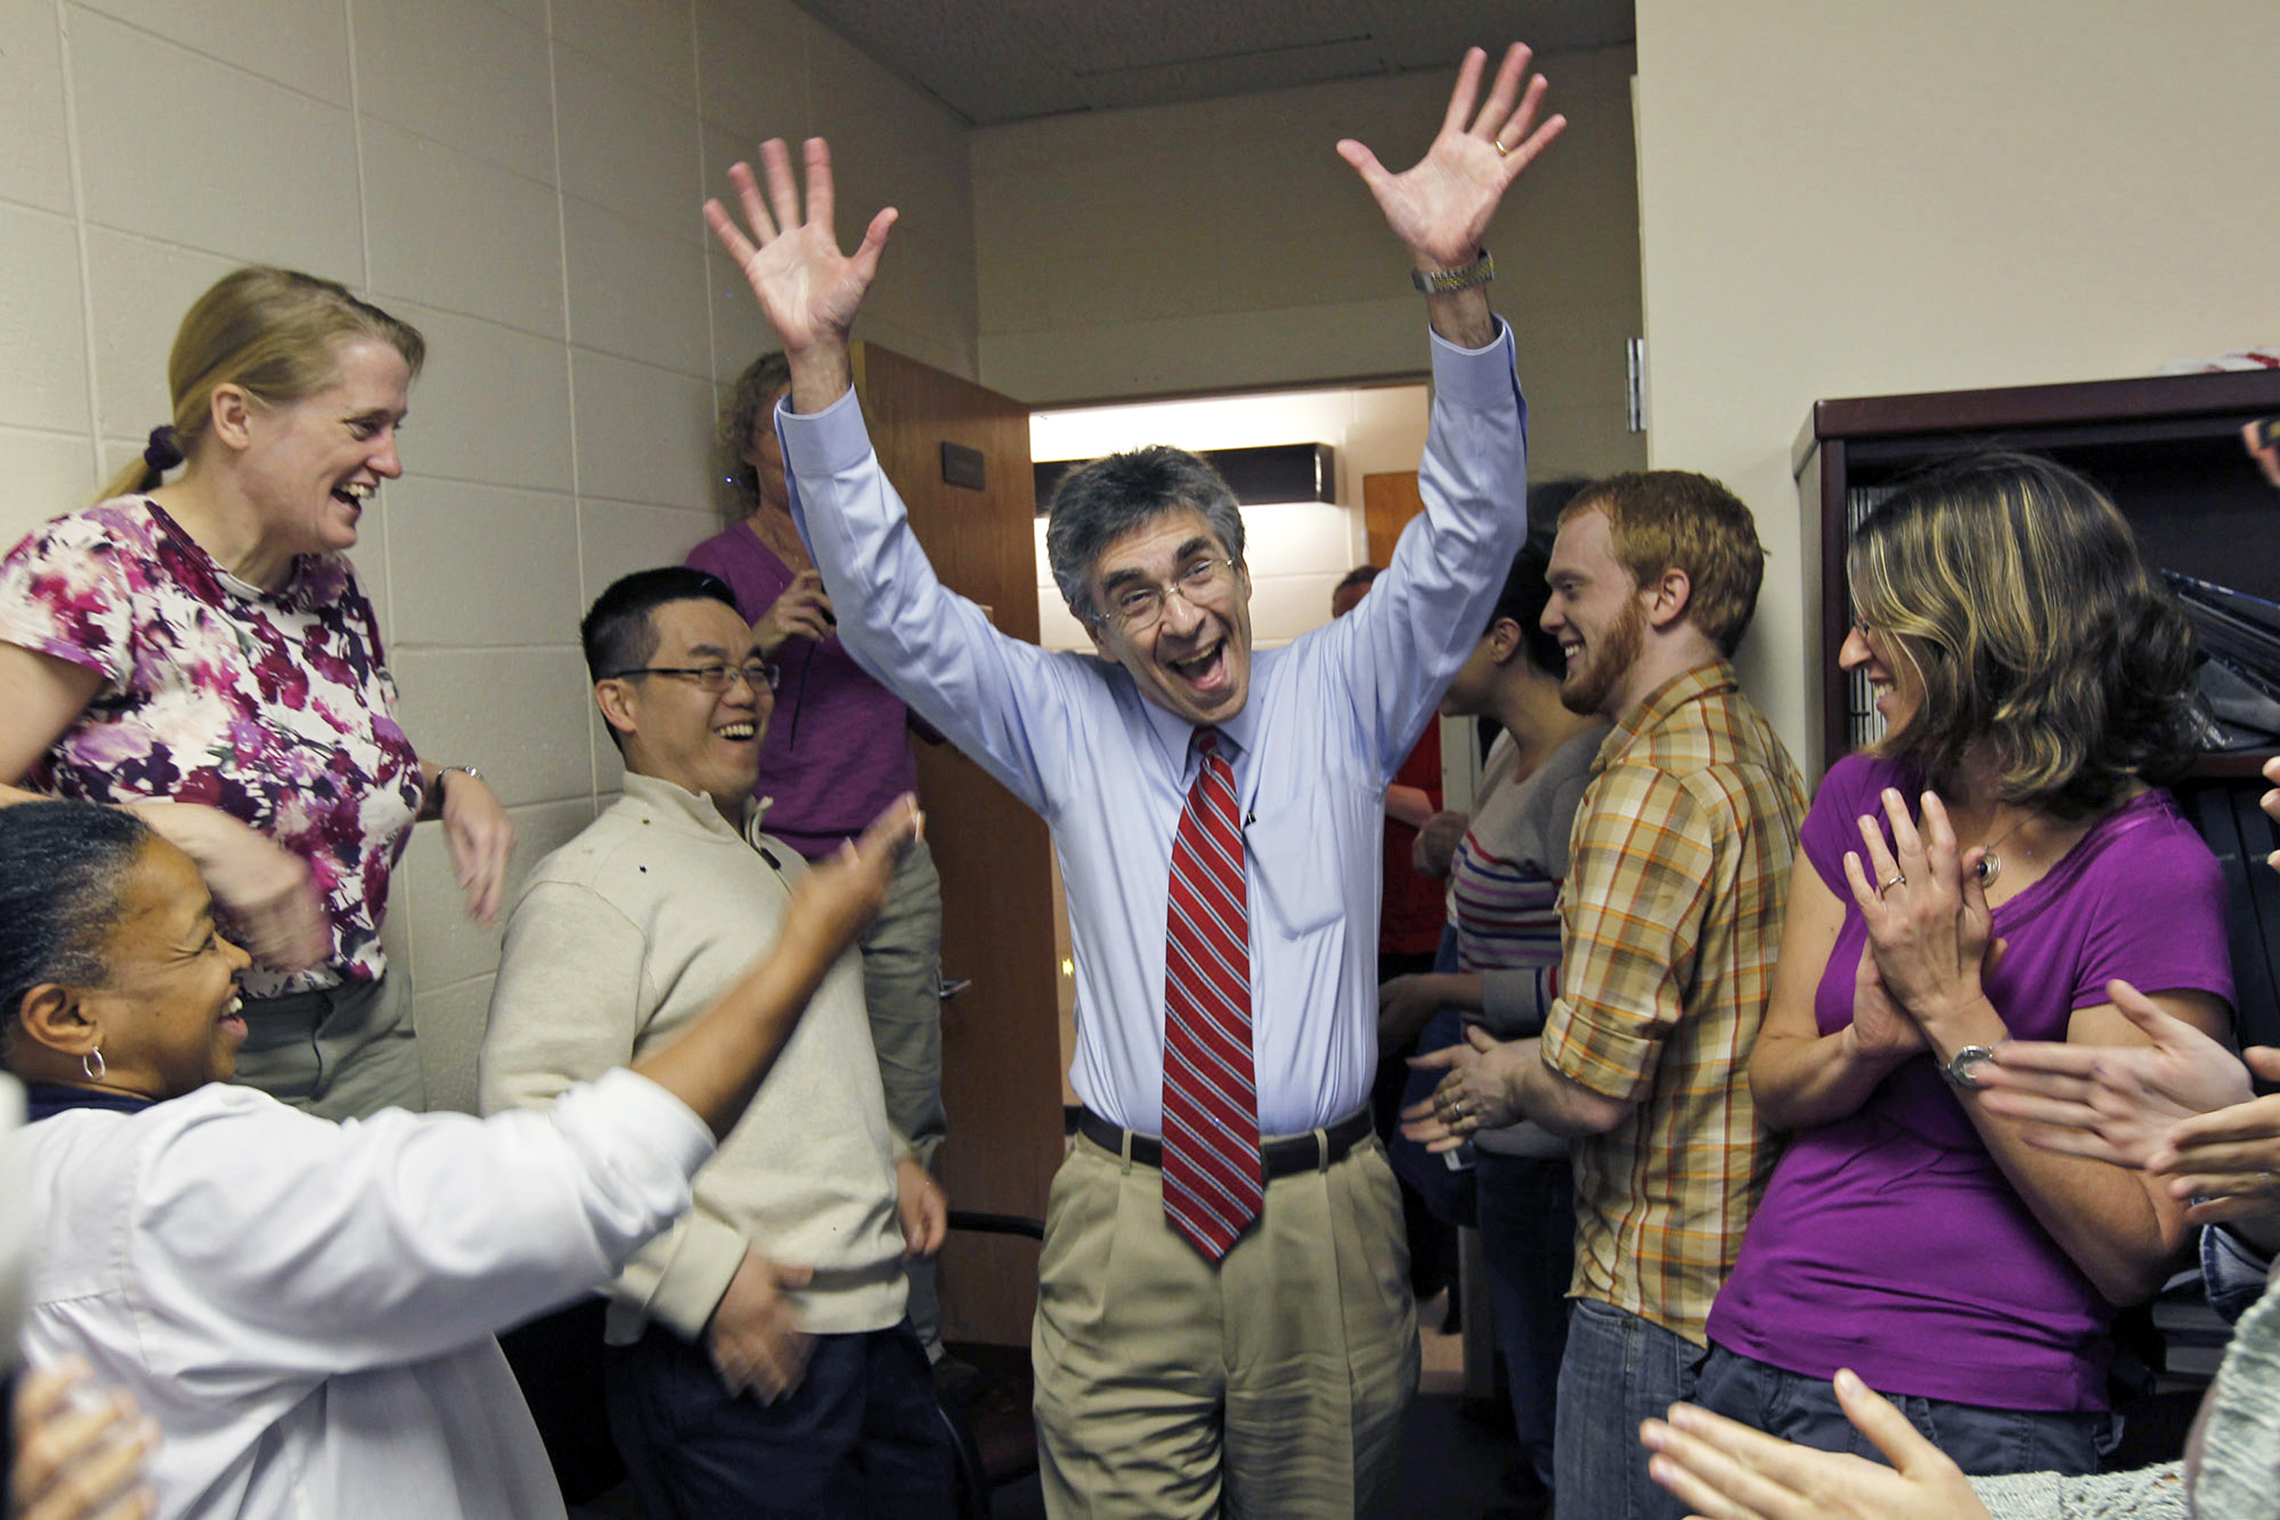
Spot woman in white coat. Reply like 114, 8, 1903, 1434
2, 795, 915, 1520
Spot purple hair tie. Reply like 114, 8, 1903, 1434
143, 425, 183, 473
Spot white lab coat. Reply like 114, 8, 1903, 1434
18, 1069, 712, 1519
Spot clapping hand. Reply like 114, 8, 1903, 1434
1402, 1024, 1530, 1152
11, 1359, 160, 1520
1335, 44, 1565, 272
1977, 979, 2253, 1170
1841, 790, 1997, 1037
782, 794, 921, 963
1412, 809, 1468, 880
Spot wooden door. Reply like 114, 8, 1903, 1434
1362, 470, 1426, 566
850, 342, 1061, 1346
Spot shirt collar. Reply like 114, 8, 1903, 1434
1593, 660, 1741, 775
25, 1083, 158, 1122
621, 771, 748, 840
1133, 686, 1260, 775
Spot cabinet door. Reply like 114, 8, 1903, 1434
854, 342, 1060, 1346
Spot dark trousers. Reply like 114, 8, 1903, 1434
1476, 1152, 1575, 1489
605, 1319, 955, 1519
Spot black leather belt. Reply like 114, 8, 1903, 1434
1077, 1106, 1374, 1178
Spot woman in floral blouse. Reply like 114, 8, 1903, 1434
0, 266, 513, 1120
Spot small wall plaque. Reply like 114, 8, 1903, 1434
941, 441, 986, 491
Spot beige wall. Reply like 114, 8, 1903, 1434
1026, 381, 1432, 651
0, 0, 974, 1110
1633, 0, 2280, 761
972, 44, 1648, 484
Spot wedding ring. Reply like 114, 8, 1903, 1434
1880, 873, 1907, 896
1493, 138, 1510, 157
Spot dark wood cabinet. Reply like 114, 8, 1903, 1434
1792, 368, 2280, 780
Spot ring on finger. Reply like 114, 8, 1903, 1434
1879, 872, 1906, 896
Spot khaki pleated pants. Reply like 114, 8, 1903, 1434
1032, 1125, 1418, 1519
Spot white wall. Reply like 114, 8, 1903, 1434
1026, 382, 1430, 651
0, 0, 975, 1110
972, 44, 1647, 484
1633, 0, 2280, 761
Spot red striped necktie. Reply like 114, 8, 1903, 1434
1160, 727, 1263, 1260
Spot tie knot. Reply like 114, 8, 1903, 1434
1192, 727, 1221, 758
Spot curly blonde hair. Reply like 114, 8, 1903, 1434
1849, 452, 2200, 818
719, 351, 792, 517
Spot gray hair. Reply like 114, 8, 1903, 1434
1044, 447, 1246, 623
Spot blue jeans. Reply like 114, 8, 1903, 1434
1476, 1152, 1574, 1489
605, 1320, 954, 1519
1693, 1344, 2112, 1477
1553, 1299, 1706, 1520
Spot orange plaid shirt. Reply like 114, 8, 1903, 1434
1538, 662, 1806, 1344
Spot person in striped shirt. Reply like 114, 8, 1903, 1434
1381, 532, 1607, 1513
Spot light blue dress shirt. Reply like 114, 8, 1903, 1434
779, 322, 1529, 1136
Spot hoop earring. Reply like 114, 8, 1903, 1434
82, 1047, 106, 1082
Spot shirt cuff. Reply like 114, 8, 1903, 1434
1538, 999, 1658, 1104
635, 1211, 751, 1340
2204, 1222, 2274, 1324
1426, 317, 1521, 413
776, 387, 873, 480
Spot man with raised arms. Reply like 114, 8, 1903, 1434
704, 45, 1563, 1518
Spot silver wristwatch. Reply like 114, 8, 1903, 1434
1940, 1044, 1999, 1091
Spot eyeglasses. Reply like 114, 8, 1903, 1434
606, 658, 781, 693
1092, 556, 1240, 634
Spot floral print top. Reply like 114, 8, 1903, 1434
0, 499, 424, 996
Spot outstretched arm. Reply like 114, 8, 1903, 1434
1336, 43, 1566, 349
705, 138, 896, 416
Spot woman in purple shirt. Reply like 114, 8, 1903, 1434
1697, 453, 2234, 1475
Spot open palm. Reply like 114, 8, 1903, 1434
1336, 43, 1566, 268
704, 138, 897, 357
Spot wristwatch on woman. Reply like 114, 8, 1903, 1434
1940, 1043, 2000, 1091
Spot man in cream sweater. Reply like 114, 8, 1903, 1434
479, 567, 952, 1518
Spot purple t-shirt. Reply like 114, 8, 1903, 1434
1706, 753, 2234, 1411
685, 524, 918, 858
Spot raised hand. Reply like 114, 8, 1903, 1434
132, 801, 327, 971
1639, 1371, 1993, 1520
704, 138, 898, 406
1977, 978, 2254, 1169
1335, 43, 1566, 271
782, 794, 921, 961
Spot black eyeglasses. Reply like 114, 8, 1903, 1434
606, 658, 781, 693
